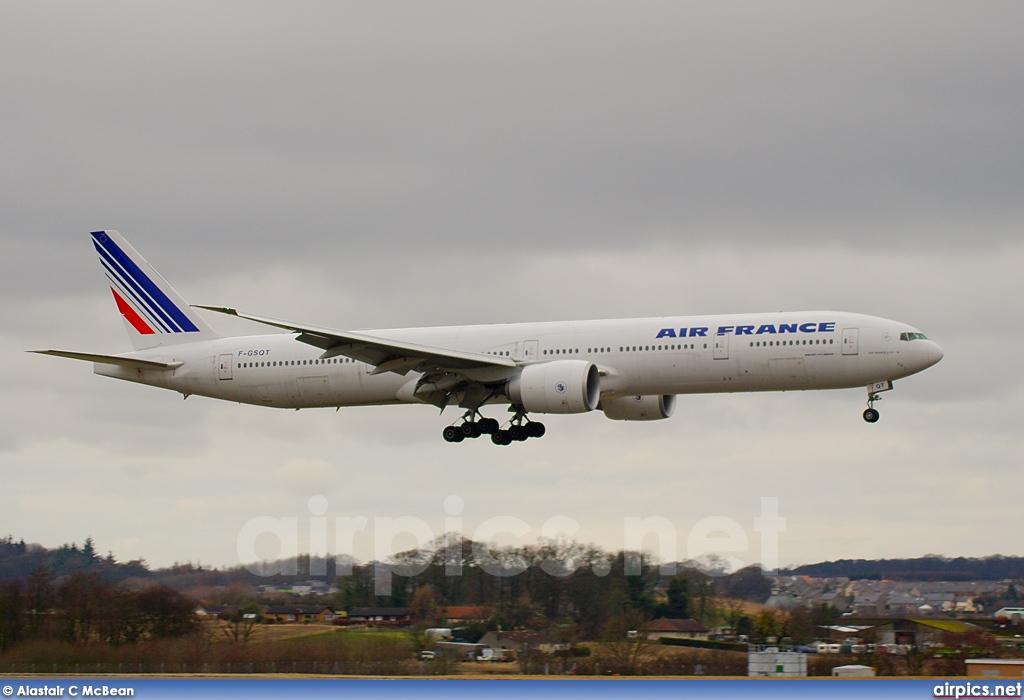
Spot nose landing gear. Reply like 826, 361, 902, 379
862, 380, 892, 423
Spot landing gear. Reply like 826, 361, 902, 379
478, 417, 500, 434
443, 412, 510, 444
442, 425, 465, 442
494, 408, 545, 445
444, 409, 545, 445
863, 382, 889, 423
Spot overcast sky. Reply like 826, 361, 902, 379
2, 1, 1022, 573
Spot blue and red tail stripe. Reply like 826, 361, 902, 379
110, 288, 156, 335
91, 231, 200, 334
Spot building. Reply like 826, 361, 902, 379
347, 607, 410, 623
289, 580, 334, 596
852, 593, 887, 616
263, 606, 338, 622
994, 607, 1024, 623
644, 619, 710, 641
965, 659, 1024, 678
832, 665, 876, 677
478, 631, 569, 656
867, 618, 982, 647
748, 650, 807, 677
442, 605, 495, 623
264, 606, 300, 622
194, 605, 228, 618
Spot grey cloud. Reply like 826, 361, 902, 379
1, 1, 1022, 568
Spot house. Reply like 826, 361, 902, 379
263, 606, 338, 623
886, 593, 926, 615
264, 606, 300, 622
347, 607, 410, 623
194, 605, 228, 618
442, 605, 495, 623
644, 619, 709, 641
299, 606, 338, 622
478, 631, 569, 656
852, 593, 887, 617
953, 596, 982, 613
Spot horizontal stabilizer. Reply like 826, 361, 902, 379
29, 350, 182, 371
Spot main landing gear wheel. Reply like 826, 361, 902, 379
442, 425, 465, 442
863, 408, 880, 423
445, 412, 503, 443
491, 430, 512, 446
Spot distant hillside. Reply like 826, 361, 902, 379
783, 555, 1024, 581
0, 536, 353, 590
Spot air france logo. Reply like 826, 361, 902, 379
656, 322, 836, 338
555, 382, 567, 393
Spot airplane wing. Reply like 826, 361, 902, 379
193, 306, 517, 376
29, 350, 183, 371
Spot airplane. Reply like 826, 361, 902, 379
32, 231, 944, 445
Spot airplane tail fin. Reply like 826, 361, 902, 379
91, 230, 220, 351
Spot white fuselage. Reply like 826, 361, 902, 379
94, 311, 943, 411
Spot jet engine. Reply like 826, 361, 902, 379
601, 394, 676, 421
506, 360, 600, 414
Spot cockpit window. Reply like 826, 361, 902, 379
899, 332, 928, 341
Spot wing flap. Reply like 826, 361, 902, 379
30, 350, 183, 371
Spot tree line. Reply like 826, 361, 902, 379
0, 566, 196, 651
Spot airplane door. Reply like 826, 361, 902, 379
218, 354, 233, 380
713, 334, 729, 360
842, 328, 859, 356
522, 340, 538, 362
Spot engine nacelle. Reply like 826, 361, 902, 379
601, 394, 676, 421
507, 360, 600, 414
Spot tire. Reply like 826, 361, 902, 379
443, 426, 464, 442
491, 430, 511, 445
863, 408, 880, 423
478, 418, 499, 434
461, 422, 482, 438
526, 422, 546, 438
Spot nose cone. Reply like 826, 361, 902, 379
927, 341, 944, 367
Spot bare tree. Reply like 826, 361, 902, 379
598, 609, 652, 675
